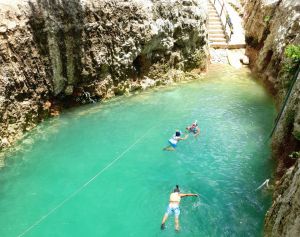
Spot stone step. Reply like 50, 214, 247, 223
208, 33, 225, 37
209, 16, 220, 20
209, 18, 221, 23
208, 20, 222, 24
209, 34, 225, 39
209, 35, 225, 40
208, 25, 223, 30
208, 13, 219, 17
227, 43, 247, 49
209, 42, 228, 49
209, 29, 225, 34
209, 33, 226, 38
209, 23, 222, 27
209, 37, 227, 42
208, 24, 223, 29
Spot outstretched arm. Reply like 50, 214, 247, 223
179, 193, 198, 197
179, 134, 189, 140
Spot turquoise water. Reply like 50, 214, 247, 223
0, 66, 276, 237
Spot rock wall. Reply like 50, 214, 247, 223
0, 0, 208, 152
243, 0, 299, 98
265, 158, 300, 237
0, 3, 53, 148
243, 0, 300, 235
244, 0, 300, 176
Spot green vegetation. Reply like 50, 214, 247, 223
289, 151, 300, 160
185, 49, 206, 71
283, 44, 300, 75
148, 62, 170, 79
285, 44, 300, 61
263, 15, 271, 23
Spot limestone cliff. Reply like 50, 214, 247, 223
243, 0, 300, 235
0, 2, 52, 148
265, 158, 300, 237
0, 0, 208, 152
244, 0, 300, 178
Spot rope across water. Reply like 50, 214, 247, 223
17, 124, 157, 237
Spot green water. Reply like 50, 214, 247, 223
0, 66, 276, 237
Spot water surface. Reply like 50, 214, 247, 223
0, 65, 276, 237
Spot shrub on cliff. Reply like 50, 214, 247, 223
283, 44, 300, 75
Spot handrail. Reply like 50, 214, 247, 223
211, 0, 233, 42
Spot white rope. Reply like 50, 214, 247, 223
18, 125, 156, 237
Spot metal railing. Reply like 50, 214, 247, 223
211, 0, 233, 42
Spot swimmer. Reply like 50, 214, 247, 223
163, 130, 188, 151
161, 185, 198, 231
186, 120, 200, 137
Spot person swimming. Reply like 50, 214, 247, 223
163, 130, 188, 151
186, 120, 200, 137
161, 185, 198, 231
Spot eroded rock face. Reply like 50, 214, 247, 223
244, 0, 300, 175
244, 0, 300, 96
265, 159, 300, 237
0, 3, 53, 146
79, 0, 208, 92
0, 0, 208, 152
243, 0, 300, 235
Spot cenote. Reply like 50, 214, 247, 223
0, 65, 276, 237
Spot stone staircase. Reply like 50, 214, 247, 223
208, 1, 227, 48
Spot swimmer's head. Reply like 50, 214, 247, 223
193, 120, 198, 126
175, 131, 181, 137
174, 185, 180, 193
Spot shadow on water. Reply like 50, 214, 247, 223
28, 0, 84, 94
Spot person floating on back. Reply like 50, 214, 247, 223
186, 120, 200, 137
163, 130, 188, 151
161, 185, 198, 231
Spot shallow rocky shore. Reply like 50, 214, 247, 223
0, 0, 208, 151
